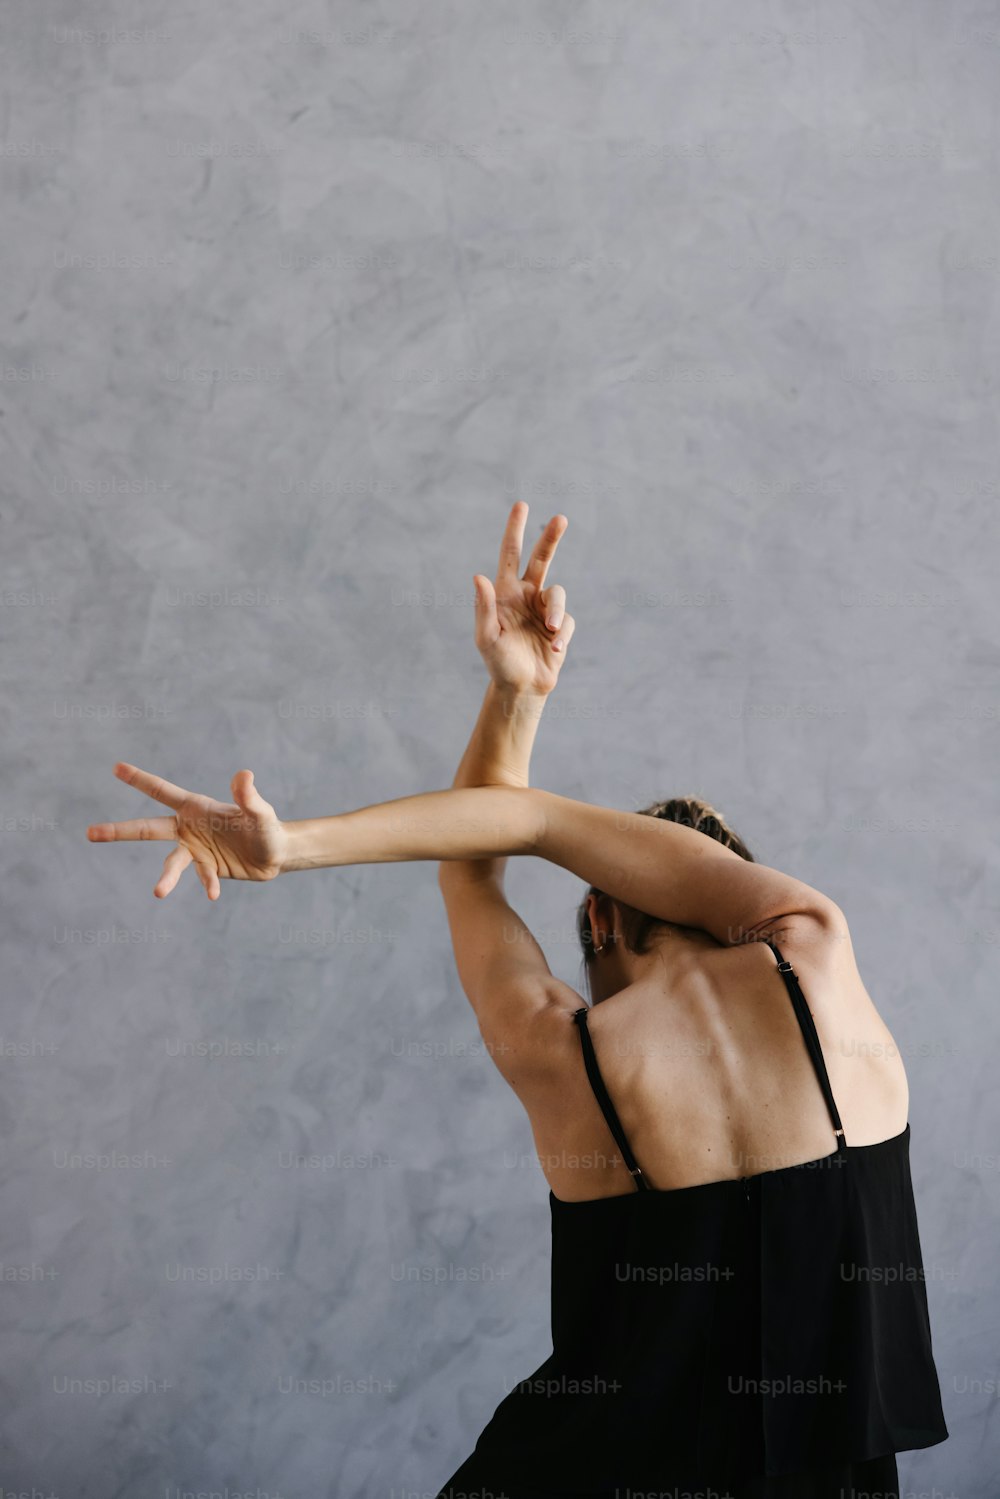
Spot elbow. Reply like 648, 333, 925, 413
744, 891, 847, 950
788, 893, 850, 950
809, 892, 846, 929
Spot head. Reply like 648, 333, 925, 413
575, 796, 756, 1005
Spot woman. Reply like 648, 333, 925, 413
87, 503, 948, 1496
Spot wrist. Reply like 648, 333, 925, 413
279, 818, 320, 874
474, 682, 546, 788
487, 680, 548, 720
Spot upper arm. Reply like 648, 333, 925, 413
632, 842, 845, 953
437, 866, 580, 1082
535, 790, 843, 948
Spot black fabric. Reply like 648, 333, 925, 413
437, 1448, 902, 1498
435, 939, 949, 1492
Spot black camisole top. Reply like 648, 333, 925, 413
465, 938, 949, 1490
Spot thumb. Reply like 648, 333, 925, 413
231, 769, 275, 820
472, 574, 500, 648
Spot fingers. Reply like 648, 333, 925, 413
538, 583, 566, 633
113, 761, 191, 812
495, 499, 529, 583
87, 816, 179, 842
192, 859, 221, 901
472, 574, 500, 650
154, 844, 193, 898
552, 610, 576, 654
231, 769, 275, 822
154, 847, 223, 902
523, 511, 568, 590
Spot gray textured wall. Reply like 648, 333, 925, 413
3, 1, 996, 1494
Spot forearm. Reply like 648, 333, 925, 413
445, 682, 548, 884
281, 784, 545, 874
450, 681, 547, 792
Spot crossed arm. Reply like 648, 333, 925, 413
87, 505, 839, 1060
89, 728, 838, 1056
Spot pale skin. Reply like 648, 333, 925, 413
87, 502, 909, 1201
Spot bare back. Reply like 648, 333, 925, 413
514, 923, 909, 1203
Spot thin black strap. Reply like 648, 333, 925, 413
764, 940, 848, 1154
572, 1007, 650, 1191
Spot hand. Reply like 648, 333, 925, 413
473, 501, 576, 697
86, 762, 287, 901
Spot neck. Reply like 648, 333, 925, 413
588, 927, 721, 1004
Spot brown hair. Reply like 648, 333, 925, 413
575, 796, 756, 963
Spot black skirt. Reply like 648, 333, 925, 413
436, 1447, 900, 1498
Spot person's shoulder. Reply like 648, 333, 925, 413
748, 901, 879, 1033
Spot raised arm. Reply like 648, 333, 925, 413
86, 526, 833, 943
435, 502, 580, 1045
444, 502, 572, 839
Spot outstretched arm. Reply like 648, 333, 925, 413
88, 767, 838, 947
281, 785, 839, 947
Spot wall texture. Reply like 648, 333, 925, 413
3, 1, 997, 1494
